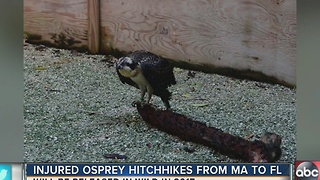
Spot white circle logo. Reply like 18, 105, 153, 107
296, 162, 319, 180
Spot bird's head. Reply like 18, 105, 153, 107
116, 57, 140, 78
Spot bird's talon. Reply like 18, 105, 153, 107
131, 101, 138, 107
140, 101, 146, 106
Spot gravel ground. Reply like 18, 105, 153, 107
24, 44, 296, 163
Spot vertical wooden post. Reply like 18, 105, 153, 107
88, 0, 100, 54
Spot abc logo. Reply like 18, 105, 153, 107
296, 162, 319, 180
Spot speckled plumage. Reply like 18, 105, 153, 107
116, 50, 176, 109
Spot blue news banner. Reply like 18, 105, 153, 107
25, 163, 292, 180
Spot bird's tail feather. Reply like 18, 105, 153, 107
156, 89, 172, 109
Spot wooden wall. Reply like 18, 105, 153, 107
24, 0, 89, 51
24, 0, 296, 87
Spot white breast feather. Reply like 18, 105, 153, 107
131, 72, 153, 91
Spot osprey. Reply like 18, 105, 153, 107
116, 50, 176, 109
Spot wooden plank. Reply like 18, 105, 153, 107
24, 0, 88, 51
88, 0, 100, 54
100, 0, 296, 86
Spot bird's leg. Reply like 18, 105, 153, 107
146, 86, 153, 104
139, 87, 146, 102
